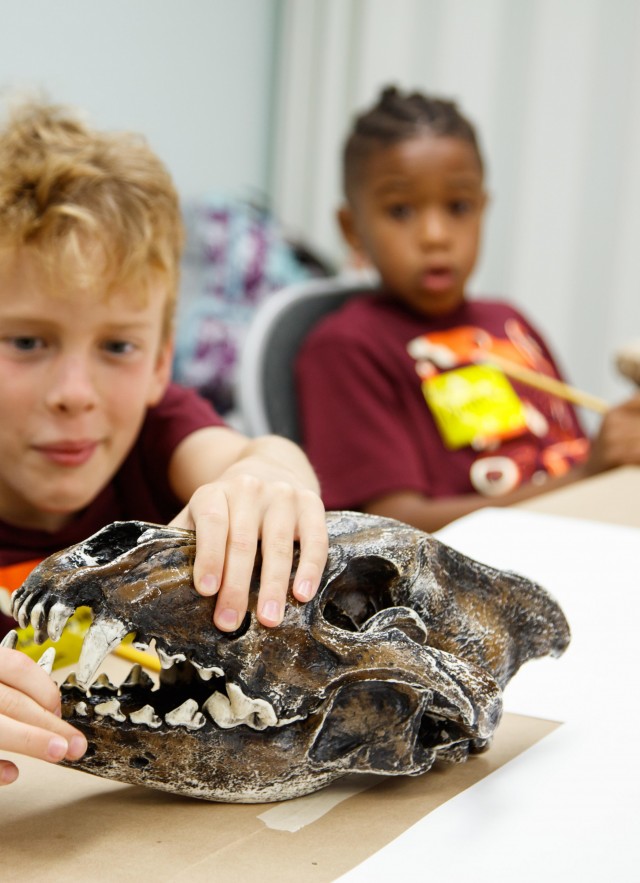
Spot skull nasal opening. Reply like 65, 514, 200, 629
322, 557, 400, 631
82, 522, 150, 564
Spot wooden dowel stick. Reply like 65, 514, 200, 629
481, 354, 609, 414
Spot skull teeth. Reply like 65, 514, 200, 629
0, 630, 18, 649
15, 590, 282, 733
156, 647, 186, 669
61, 673, 81, 691
120, 664, 155, 691
203, 683, 277, 731
192, 660, 224, 680
47, 602, 74, 642
76, 617, 129, 690
15, 598, 32, 629
129, 705, 162, 729
30, 601, 47, 634
36, 646, 56, 675
94, 699, 126, 722
90, 673, 118, 692
165, 699, 205, 730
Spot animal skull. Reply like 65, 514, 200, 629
11, 511, 570, 802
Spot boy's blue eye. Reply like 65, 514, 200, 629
104, 340, 135, 355
12, 336, 43, 351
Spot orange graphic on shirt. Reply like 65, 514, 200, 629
0, 558, 43, 623
407, 320, 553, 378
0, 558, 43, 594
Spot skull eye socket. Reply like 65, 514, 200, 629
322, 557, 399, 631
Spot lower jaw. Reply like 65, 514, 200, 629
415, 292, 463, 316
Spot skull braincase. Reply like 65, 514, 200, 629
12, 511, 570, 803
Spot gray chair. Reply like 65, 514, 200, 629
238, 276, 377, 441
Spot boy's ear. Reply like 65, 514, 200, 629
337, 205, 364, 255
147, 337, 174, 407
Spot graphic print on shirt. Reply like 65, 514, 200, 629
407, 320, 589, 496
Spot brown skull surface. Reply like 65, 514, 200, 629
11, 511, 570, 803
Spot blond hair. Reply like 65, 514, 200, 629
0, 99, 183, 338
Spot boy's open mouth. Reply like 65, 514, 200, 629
421, 267, 454, 292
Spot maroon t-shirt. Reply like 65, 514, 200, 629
296, 293, 588, 510
0, 383, 225, 635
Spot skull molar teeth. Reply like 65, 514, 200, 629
165, 699, 206, 730
59, 661, 285, 734
94, 699, 126, 722
129, 705, 162, 729
13, 513, 571, 803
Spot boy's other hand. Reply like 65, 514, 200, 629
0, 647, 87, 785
586, 393, 640, 474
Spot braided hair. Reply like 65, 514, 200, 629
343, 86, 484, 199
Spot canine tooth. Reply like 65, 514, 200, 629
91, 673, 117, 691
76, 617, 129, 690
47, 602, 74, 642
94, 699, 126, 722
204, 683, 277, 731
192, 661, 224, 681
37, 647, 56, 674
75, 702, 89, 716
0, 630, 18, 649
165, 699, 205, 730
157, 647, 186, 669
120, 664, 155, 691
130, 705, 162, 728
133, 641, 150, 652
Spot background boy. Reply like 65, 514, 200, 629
296, 86, 640, 532
0, 99, 328, 783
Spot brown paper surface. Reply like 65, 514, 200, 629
1, 712, 558, 883
517, 465, 640, 528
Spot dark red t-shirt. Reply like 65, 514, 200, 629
0, 383, 225, 635
295, 294, 588, 510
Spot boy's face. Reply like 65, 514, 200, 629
0, 251, 173, 532
339, 134, 486, 317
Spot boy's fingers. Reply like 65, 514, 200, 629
190, 487, 230, 598
0, 711, 87, 764
0, 647, 61, 713
256, 488, 297, 627
292, 493, 328, 604
0, 759, 19, 785
213, 482, 261, 632
0, 683, 86, 751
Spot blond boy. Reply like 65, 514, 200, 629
0, 99, 328, 784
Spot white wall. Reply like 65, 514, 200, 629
1, 0, 277, 199
272, 0, 640, 409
